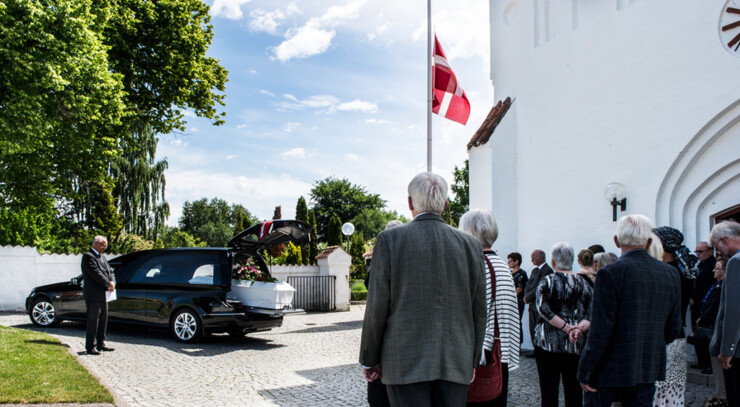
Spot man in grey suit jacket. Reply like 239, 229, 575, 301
359, 172, 487, 406
82, 235, 116, 355
709, 220, 740, 407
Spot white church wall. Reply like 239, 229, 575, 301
478, 0, 740, 259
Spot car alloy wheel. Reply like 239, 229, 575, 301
30, 299, 59, 327
171, 309, 202, 343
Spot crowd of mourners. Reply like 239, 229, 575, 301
359, 172, 740, 407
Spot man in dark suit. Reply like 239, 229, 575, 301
709, 220, 740, 407
82, 236, 116, 355
690, 241, 717, 370
578, 215, 682, 407
524, 250, 553, 346
359, 172, 487, 406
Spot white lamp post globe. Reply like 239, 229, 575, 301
341, 222, 355, 236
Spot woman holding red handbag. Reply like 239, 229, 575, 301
459, 209, 520, 406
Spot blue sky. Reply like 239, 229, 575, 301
157, 0, 493, 224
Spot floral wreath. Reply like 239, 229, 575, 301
232, 258, 276, 283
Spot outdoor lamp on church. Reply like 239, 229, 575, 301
341, 222, 355, 251
604, 182, 627, 222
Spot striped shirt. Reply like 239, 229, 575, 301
482, 251, 521, 370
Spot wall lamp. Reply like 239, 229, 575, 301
604, 182, 627, 222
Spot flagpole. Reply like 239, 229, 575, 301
426, 0, 432, 172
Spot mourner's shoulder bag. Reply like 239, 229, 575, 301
467, 255, 503, 403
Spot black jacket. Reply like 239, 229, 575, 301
81, 249, 115, 302
577, 249, 682, 387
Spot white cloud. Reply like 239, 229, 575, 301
225, 154, 237, 160
210, 0, 251, 20
189, 127, 199, 132
181, 110, 197, 118
281, 147, 306, 158
365, 118, 388, 124
320, 0, 366, 25
271, 0, 367, 62
248, 3, 300, 34
337, 99, 377, 113
345, 153, 361, 161
284, 122, 300, 132
273, 19, 335, 62
278, 94, 339, 111
260, 89, 275, 97
236, 124, 248, 130
249, 68, 258, 74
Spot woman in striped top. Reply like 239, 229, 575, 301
459, 209, 520, 407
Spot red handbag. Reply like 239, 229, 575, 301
467, 255, 503, 402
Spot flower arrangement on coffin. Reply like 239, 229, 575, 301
232, 258, 276, 283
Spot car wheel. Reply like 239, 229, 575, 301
170, 309, 202, 343
30, 298, 60, 327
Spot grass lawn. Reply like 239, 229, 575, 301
0, 325, 113, 404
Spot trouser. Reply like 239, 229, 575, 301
85, 299, 108, 351
725, 357, 740, 407
711, 356, 726, 400
368, 378, 391, 407
583, 383, 656, 407
387, 380, 468, 407
534, 347, 582, 407
466, 363, 510, 407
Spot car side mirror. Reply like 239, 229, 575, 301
71, 277, 80, 286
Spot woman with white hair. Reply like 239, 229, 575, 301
534, 242, 593, 407
459, 209, 520, 407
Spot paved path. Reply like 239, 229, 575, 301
0, 307, 715, 406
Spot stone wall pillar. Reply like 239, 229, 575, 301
316, 246, 351, 311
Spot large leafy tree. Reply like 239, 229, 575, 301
0, 0, 127, 212
179, 198, 258, 247
103, 0, 227, 134
350, 209, 407, 241
448, 159, 469, 225
309, 177, 385, 241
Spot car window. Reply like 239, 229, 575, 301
130, 253, 221, 285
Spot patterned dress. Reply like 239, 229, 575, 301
534, 272, 593, 354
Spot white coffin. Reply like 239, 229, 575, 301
227, 280, 295, 310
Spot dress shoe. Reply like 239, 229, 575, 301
97, 346, 115, 352
86, 349, 101, 355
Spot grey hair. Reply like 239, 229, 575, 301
615, 214, 654, 247
551, 242, 574, 271
385, 220, 403, 230
710, 220, 740, 245
93, 235, 107, 244
697, 241, 712, 250
594, 252, 617, 271
458, 209, 499, 248
647, 232, 664, 260
407, 172, 448, 213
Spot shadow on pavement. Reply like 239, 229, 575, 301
289, 319, 363, 335
259, 363, 365, 407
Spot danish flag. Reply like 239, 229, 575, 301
432, 35, 471, 125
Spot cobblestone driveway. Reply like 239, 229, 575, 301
0, 307, 714, 406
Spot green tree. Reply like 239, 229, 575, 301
103, 0, 227, 135
308, 210, 319, 265
327, 215, 342, 247
160, 227, 205, 248
0, 0, 127, 212
351, 209, 407, 241
109, 122, 169, 241
179, 198, 258, 247
349, 232, 366, 279
309, 177, 385, 241
448, 159, 469, 225
284, 242, 302, 265
83, 182, 123, 239
295, 196, 310, 264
